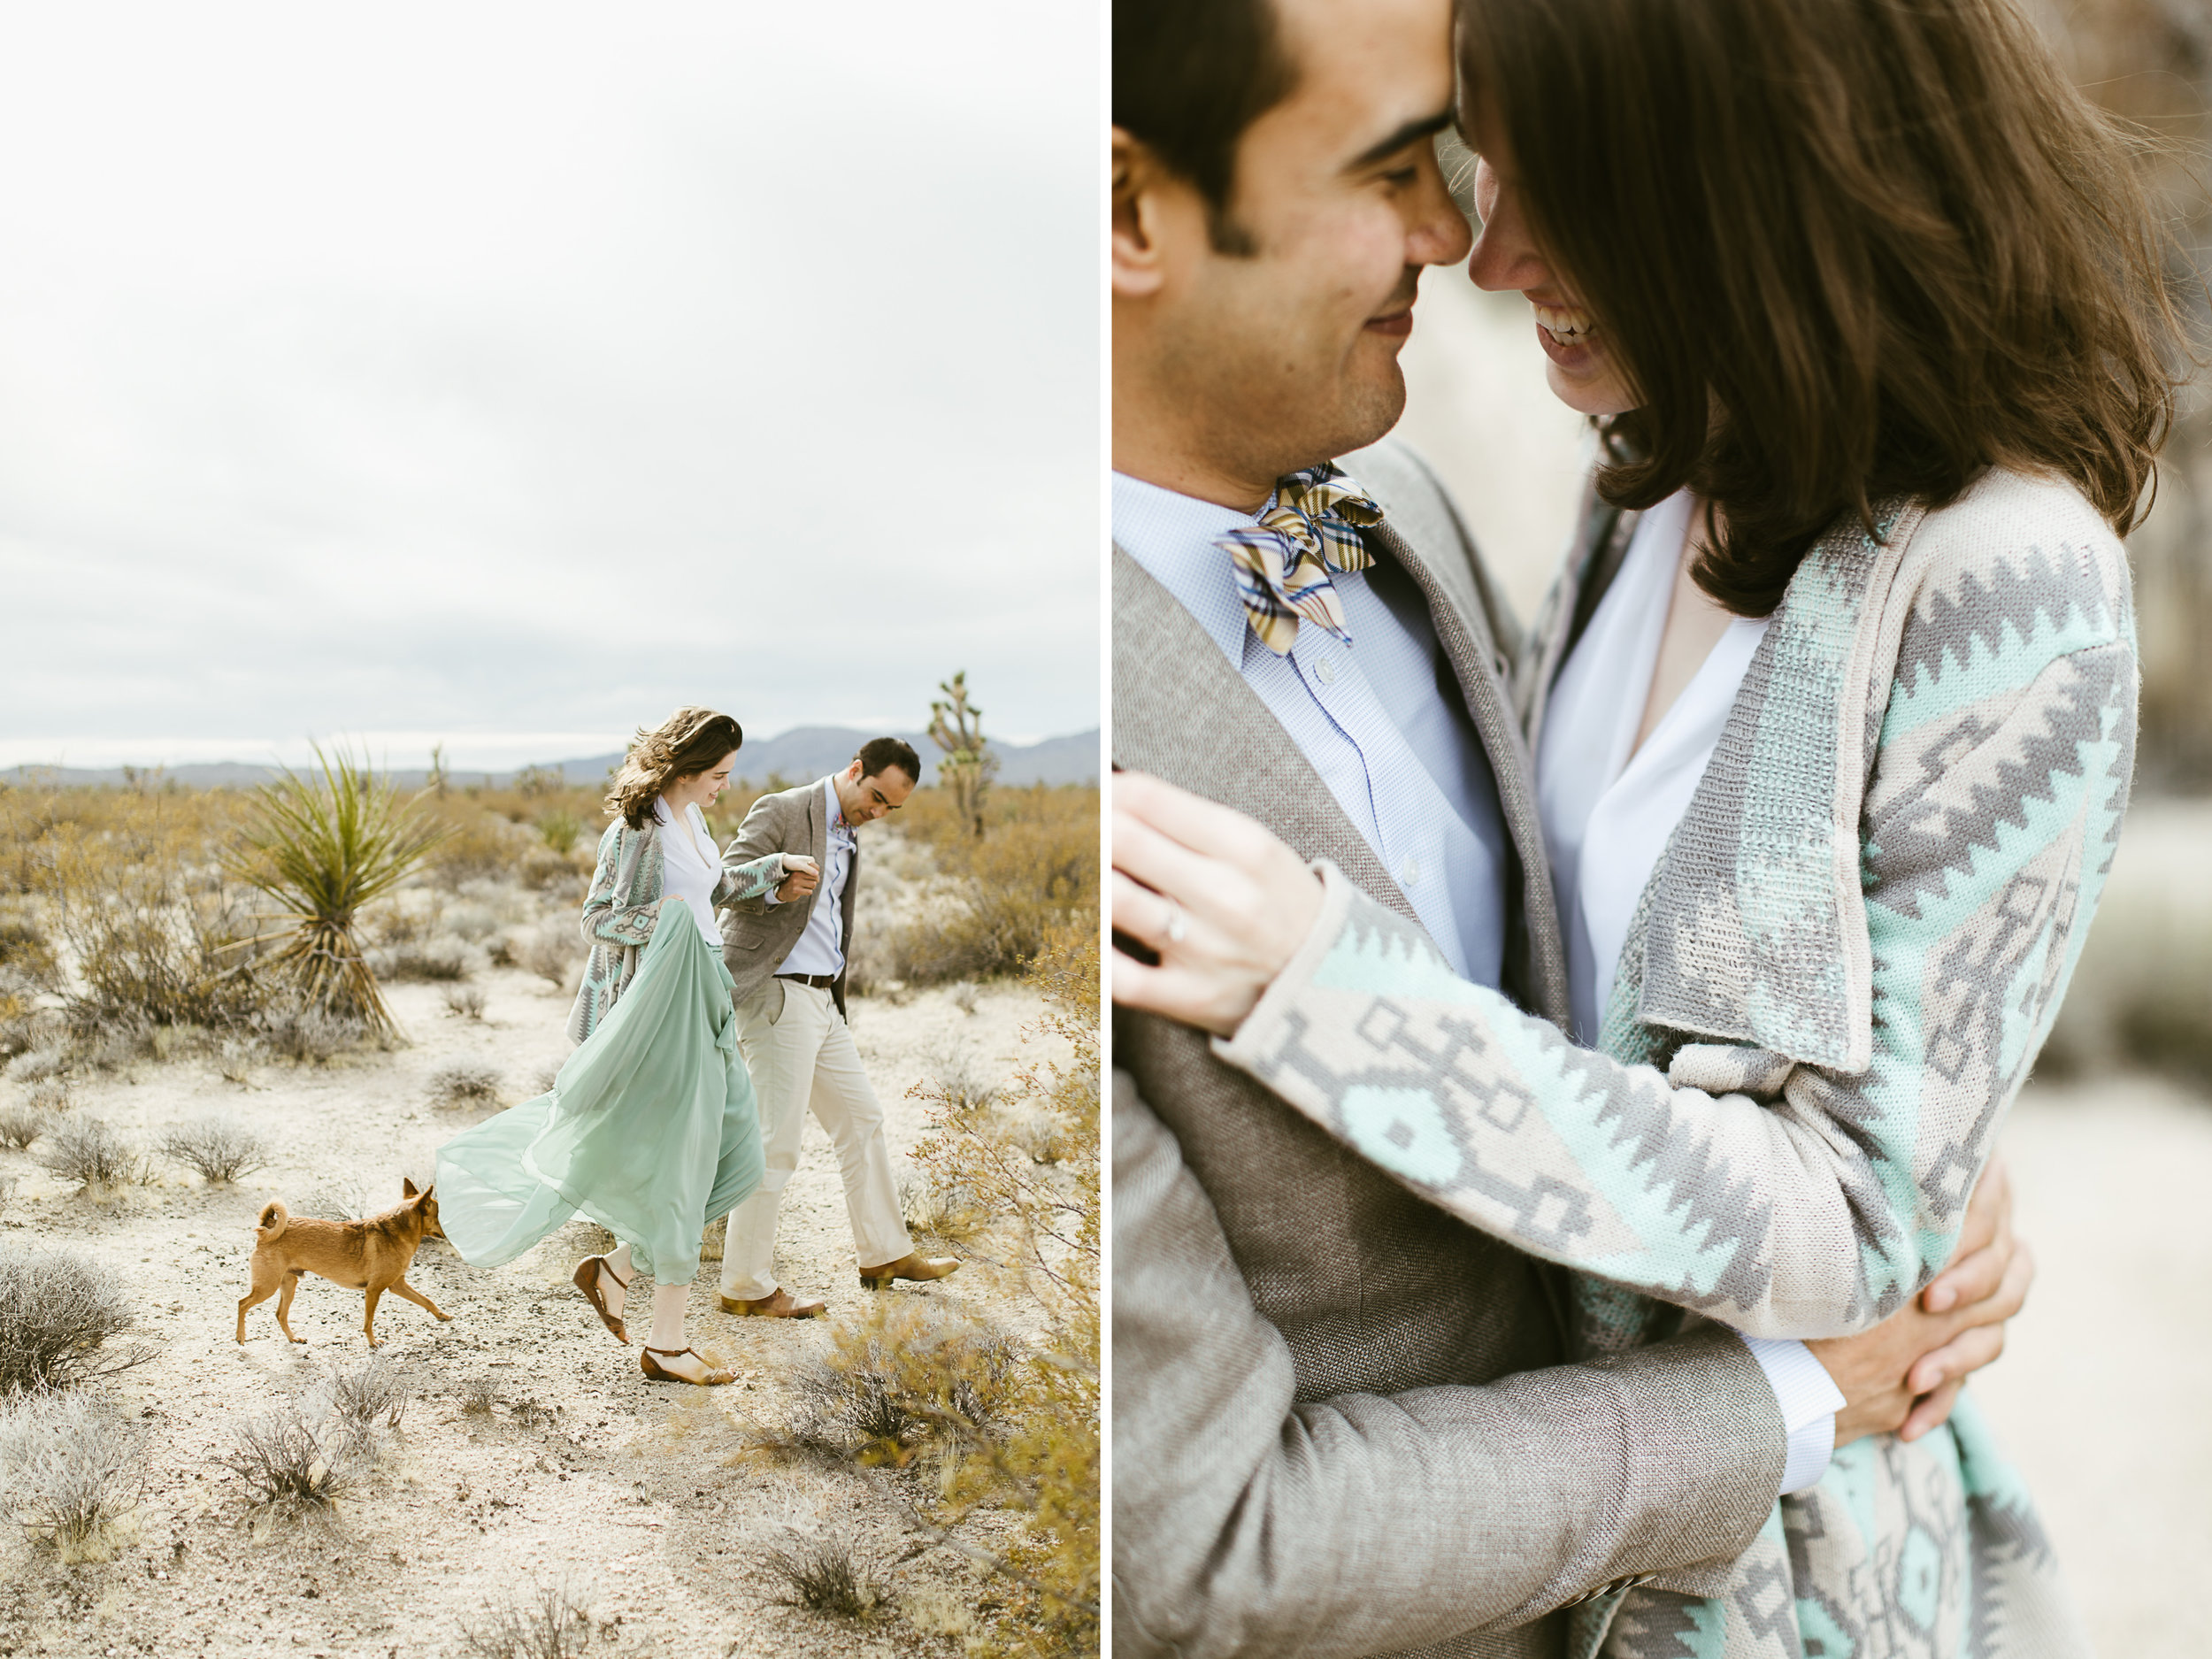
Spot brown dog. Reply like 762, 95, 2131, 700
236, 1178, 454, 1348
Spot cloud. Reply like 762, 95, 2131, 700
0, 1, 1100, 768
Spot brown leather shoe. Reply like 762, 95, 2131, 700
640, 1345, 734, 1386
718, 1287, 826, 1319
857, 1253, 960, 1290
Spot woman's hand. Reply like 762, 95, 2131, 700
777, 853, 820, 903
1111, 772, 1324, 1037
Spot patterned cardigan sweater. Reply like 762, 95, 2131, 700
564, 816, 785, 1044
1213, 467, 2132, 1659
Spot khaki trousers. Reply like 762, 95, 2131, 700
719, 980, 912, 1301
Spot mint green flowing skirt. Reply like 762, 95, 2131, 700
434, 899, 764, 1285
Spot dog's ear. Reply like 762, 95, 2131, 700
403, 1177, 420, 1198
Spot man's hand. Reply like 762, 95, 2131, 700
1806, 1155, 2032, 1446
775, 856, 820, 903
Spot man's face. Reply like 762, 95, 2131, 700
836, 762, 915, 826
1115, 0, 1470, 499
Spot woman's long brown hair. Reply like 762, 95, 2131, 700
604, 707, 744, 830
1458, 0, 2191, 615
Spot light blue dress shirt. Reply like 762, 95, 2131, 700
1113, 471, 1509, 987
771, 776, 854, 979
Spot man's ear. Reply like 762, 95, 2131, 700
1113, 127, 1174, 299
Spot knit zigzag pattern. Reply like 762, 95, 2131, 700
1215, 469, 2130, 1658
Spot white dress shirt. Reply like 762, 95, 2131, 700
651, 795, 726, 949
1536, 488, 1843, 1495
1114, 471, 1509, 986
772, 776, 854, 979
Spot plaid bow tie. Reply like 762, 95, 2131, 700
1217, 464, 1386, 655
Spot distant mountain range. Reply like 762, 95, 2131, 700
4, 727, 1101, 792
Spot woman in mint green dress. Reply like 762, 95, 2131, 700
435, 707, 810, 1386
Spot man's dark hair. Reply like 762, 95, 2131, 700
1114, 0, 1298, 254
856, 737, 922, 786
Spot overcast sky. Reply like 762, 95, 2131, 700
0, 3, 1099, 771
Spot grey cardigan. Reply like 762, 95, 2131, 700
1110, 437, 1785, 1659
565, 813, 784, 1044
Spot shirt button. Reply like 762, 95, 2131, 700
1315, 657, 1338, 685
1402, 857, 1420, 887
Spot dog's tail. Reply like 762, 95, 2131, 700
255, 1202, 289, 1242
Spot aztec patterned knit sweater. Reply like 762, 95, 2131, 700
565, 818, 783, 1044
1213, 467, 2133, 1659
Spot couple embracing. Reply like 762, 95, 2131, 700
1110, 0, 2173, 1655
434, 714, 955, 1387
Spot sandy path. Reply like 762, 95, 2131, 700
0, 968, 1046, 1657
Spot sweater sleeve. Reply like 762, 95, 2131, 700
1214, 629, 2135, 1340
578, 823, 660, 949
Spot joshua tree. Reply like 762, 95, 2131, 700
227, 746, 448, 1041
928, 671, 999, 840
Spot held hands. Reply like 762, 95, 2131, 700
776, 853, 821, 903
1808, 1155, 2032, 1446
1112, 772, 1324, 1037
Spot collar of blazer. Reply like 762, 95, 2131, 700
1111, 437, 1569, 1025
1528, 493, 1932, 1072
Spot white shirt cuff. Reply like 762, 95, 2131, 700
1737, 1333, 1845, 1496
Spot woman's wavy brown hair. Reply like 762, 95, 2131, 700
1458, 0, 2191, 616
604, 707, 744, 830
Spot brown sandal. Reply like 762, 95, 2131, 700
640, 1344, 734, 1386
572, 1255, 631, 1346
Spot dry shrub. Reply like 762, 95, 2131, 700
217, 1405, 366, 1525
900, 1166, 994, 1244
5, 1048, 65, 1084
444, 983, 488, 1019
757, 1529, 887, 1620
0, 1102, 48, 1151
374, 937, 472, 982
67, 902, 266, 1038
257, 1002, 364, 1064
429, 811, 528, 889
0, 1391, 145, 1558
457, 1376, 499, 1417
316, 1350, 416, 1440
35, 1118, 148, 1194
158, 1117, 271, 1184
520, 929, 581, 992
0, 1248, 154, 1394
460, 1578, 595, 1659
0, 914, 58, 996
906, 922, 1099, 1652
430, 1059, 503, 1107
889, 786, 1097, 986
780, 1297, 1017, 1465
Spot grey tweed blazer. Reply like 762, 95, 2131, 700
1110, 438, 1786, 1659
717, 779, 856, 1020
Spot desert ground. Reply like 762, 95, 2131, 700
0, 962, 1057, 1658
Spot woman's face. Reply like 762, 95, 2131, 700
1462, 112, 1638, 419
669, 750, 738, 810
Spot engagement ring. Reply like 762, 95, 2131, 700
1161, 895, 1188, 944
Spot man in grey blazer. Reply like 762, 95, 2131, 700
1110, 1, 2030, 1654
714, 738, 957, 1317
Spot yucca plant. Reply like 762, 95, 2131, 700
227, 746, 448, 1041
